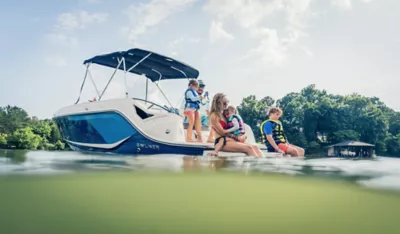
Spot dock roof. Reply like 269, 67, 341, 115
327, 140, 375, 148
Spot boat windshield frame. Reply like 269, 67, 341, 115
74, 49, 199, 111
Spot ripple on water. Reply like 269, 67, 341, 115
1, 150, 400, 192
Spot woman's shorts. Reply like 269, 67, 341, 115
214, 136, 227, 146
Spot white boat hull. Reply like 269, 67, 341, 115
53, 98, 276, 157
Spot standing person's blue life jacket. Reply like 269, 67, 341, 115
184, 88, 200, 110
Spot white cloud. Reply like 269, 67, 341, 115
86, 0, 101, 3
55, 11, 108, 32
205, 0, 313, 65
331, 0, 352, 10
284, 0, 313, 30
47, 10, 108, 47
209, 20, 234, 44
123, 0, 198, 43
331, 0, 373, 10
45, 56, 68, 67
204, 0, 284, 28
301, 46, 314, 57
244, 28, 287, 66
168, 35, 201, 55
47, 33, 79, 47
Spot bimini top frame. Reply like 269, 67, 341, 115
75, 48, 200, 106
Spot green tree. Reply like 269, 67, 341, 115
50, 122, 62, 143
0, 108, 6, 133
238, 85, 400, 156
328, 130, 360, 144
385, 134, 400, 156
30, 120, 52, 140
0, 133, 7, 148
0, 106, 29, 134
7, 127, 42, 150
55, 140, 65, 150
306, 141, 321, 154
237, 95, 274, 141
388, 112, 400, 136
276, 93, 305, 137
301, 84, 327, 104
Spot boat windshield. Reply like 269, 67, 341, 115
132, 98, 179, 115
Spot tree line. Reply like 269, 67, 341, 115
237, 85, 400, 156
0, 106, 67, 150
1, 85, 399, 156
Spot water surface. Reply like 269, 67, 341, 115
1, 149, 400, 192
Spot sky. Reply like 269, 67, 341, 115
0, 0, 399, 119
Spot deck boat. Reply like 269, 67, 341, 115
53, 48, 276, 157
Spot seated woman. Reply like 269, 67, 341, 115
208, 93, 263, 157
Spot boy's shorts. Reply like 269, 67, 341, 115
267, 143, 295, 153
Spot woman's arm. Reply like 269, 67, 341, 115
209, 114, 226, 136
210, 114, 240, 141
224, 118, 240, 133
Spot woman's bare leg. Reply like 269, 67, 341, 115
221, 141, 258, 156
207, 128, 215, 143
251, 145, 263, 157
208, 138, 224, 156
286, 145, 305, 157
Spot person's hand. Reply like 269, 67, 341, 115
277, 148, 285, 154
238, 135, 246, 143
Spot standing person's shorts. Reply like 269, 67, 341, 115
184, 107, 197, 115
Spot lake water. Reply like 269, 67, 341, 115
1, 149, 400, 192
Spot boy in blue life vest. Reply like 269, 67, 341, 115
212, 106, 246, 155
184, 79, 205, 142
260, 107, 305, 157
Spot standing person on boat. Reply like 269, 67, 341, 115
260, 107, 305, 157
180, 79, 215, 143
208, 93, 263, 157
184, 79, 204, 142
195, 80, 215, 143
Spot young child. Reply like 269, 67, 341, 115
184, 79, 204, 142
212, 106, 246, 155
